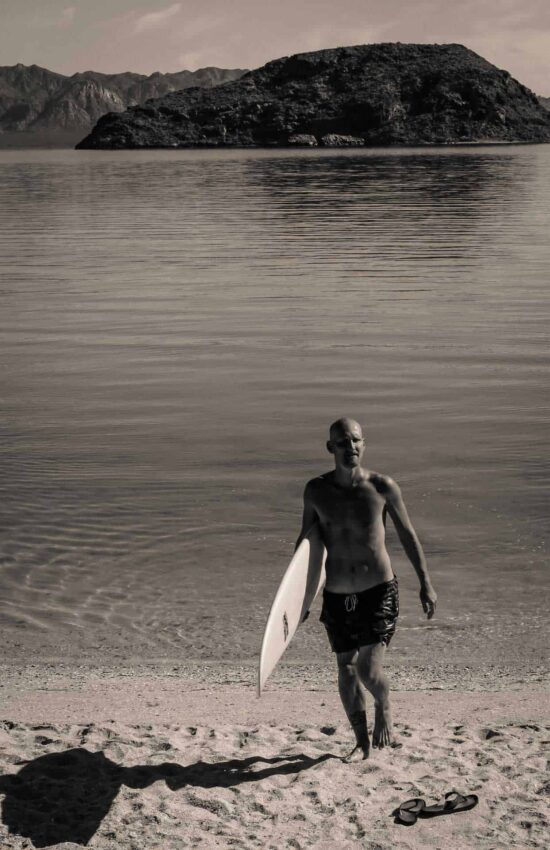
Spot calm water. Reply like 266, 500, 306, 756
0, 147, 548, 667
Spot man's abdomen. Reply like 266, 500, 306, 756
324, 539, 394, 593
319, 505, 392, 592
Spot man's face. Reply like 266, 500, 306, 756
328, 421, 365, 469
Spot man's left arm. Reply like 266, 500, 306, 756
376, 476, 437, 619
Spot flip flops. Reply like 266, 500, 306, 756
394, 791, 478, 825
420, 791, 479, 817
394, 798, 425, 825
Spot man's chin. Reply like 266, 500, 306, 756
344, 456, 359, 467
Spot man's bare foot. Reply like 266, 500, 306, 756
372, 699, 397, 748
343, 744, 370, 763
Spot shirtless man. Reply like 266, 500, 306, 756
296, 417, 437, 760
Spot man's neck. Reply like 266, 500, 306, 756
334, 465, 366, 488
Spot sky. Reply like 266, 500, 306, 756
1, 0, 549, 94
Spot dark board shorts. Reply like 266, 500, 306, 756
320, 577, 399, 654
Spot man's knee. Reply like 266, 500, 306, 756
337, 650, 358, 680
357, 646, 386, 690
361, 670, 386, 693
338, 661, 358, 682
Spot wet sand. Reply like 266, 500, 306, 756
0, 663, 547, 849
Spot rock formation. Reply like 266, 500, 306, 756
76, 43, 550, 149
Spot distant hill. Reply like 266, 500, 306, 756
539, 96, 550, 111
0, 64, 247, 146
77, 43, 550, 149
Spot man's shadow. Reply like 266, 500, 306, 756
0, 747, 334, 847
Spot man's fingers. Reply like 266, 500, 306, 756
421, 593, 436, 619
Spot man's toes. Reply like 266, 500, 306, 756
344, 745, 369, 763
372, 726, 395, 749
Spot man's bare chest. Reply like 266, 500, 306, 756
313, 483, 385, 527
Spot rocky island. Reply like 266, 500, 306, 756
76, 43, 550, 149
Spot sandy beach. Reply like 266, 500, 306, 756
0, 662, 547, 850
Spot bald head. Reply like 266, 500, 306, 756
327, 418, 365, 470
329, 417, 363, 442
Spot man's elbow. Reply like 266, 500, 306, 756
398, 526, 415, 546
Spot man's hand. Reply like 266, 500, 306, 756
420, 583, 437, 619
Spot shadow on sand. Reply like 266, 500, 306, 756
0, 747, 334, 847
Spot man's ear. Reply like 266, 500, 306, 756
326, 440, 334, 454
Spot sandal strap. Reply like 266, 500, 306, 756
444, 791, 468, 809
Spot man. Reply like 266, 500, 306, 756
296, 417, 437, 760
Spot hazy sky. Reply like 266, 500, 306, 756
2, 0, 549, 93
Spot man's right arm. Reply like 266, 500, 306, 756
294, 481, 318, 551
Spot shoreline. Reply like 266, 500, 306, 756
1, 658, 546, 689
3, 139, 549, 151
1, 661, 547, 726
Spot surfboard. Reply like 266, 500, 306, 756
258, 524, 327, 696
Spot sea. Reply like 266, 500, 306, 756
0, 146, 548, 670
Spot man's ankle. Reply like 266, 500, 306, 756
349, 709, 368, 746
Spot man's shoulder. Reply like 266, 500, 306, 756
367, 471, 399, 496
304, 472, 334, 494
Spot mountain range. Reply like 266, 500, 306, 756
0, 63, 246, 145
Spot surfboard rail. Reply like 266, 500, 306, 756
258, 524, 326, 697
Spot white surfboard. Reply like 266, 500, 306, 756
258, 524, 327, 696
